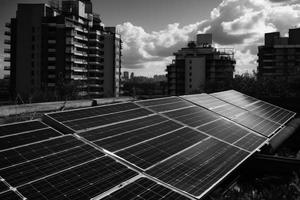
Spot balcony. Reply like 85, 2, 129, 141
88, 76, 102, 80
74, 34, 88, 41
4, 74, 10, 79
77, 91, 88, 96
4, 57, 10, 62
88, 91, 101, 95
88, 61, 101, 65
88, 83, 101, 87
71, 75, 88, 81
5, 23, 11, 28
72, 67, 88, 72
4, 39, 10, 45
74, 51, 88, 57
88, 69, 101, 73
4, 31, 11, 36
4, 66, 10, 70
4, 48, 10, 53
74, 27, 88, 33
74, 42, 88, 49
73, 59, 88, 64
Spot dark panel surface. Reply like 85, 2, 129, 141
212, 104, 247, 119
18, 157, 138, 200
197, 119, 249, 144
0, 145, 104, 187
164, 106, 220, 127
49, 102, 139, 122
146, 138, 249, 197
79, 115, 167, 141
0, 190, 21, 200
64, 108, 153, 131
0, 128, 62, 151
0, 181, 8, 193
233, 112, 280, 137
94, 121, 182, 152
245, 101, 295, 124
147, 100, 194, 113
101, 177, 191, 200
0, 135, 83, 170
234, 133, 267, 152
0, 121, 47, 137
211, 90, 258, 108
116, 127, 208, 169
137, 97, 181, 107
182, 93, 226, 108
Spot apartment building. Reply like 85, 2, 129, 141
167, 34, 235, 95
257, 28, 300, 82
3, 0, 121, 100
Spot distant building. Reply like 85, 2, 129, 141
123, 71, 129, 81
166, 34, 235, 95
3, 0, 122, 100
257, 28, 300, 82
130, 72, 134, 79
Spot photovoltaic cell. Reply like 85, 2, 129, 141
0, 145, 104, 187
145, 100, 194, 113
64, 108, 153, 131
79, 115, 167, 142
101, 177, 191, 200
245, 101, 295, 124
146, 138, 249, 198
94, 120, 183, 152
234, 133, 267, 152
197, 118, 250, 144
0, 135, 83, 170
164, 106, 220, 127
182, 93, 227, 108
211, 90, 258, 108
137, 97, 181, 107
18, 157, 138, 200
0, 190, 21, 200
0, 128, 62, 151
48, 102, 139, 122
233, 112, 281, 137
0, 121, 47, 137
116, 127, 208, 169
0, 181, 8, 193
211, 104, 247, 119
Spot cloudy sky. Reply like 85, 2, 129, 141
1, 0, 300, 77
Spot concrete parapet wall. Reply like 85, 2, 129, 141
0, 97, 134, 117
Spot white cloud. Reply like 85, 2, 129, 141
117, 0, 300, 76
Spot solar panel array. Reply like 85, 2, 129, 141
0, 90, 296, 200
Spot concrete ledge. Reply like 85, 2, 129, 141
0, 97, 134, 117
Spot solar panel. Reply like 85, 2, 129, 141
0, 144, 104, 187
164, 106, 220, 127
49, 102, 139, 122
45, 106, 153, 133
0, 180, 9, 194
211, 104, 247, 119
245, 101, 295, 124
0, 120, 47, 137
137, 97, 194, 113
116, 127, 208, 170
211, 90, 296, 125
233, 112, 281, 137
79, 115, 166, 142
0, 190, 22, 200
0, 127, 62, 151
211, 90, 258, 108
101, 177, 191, 200
18, 156, 138, 200
146, 137, 249, 198
93, 120, 183, 153
0, 135, 83, 170
182, 93, 227, 109
197, 118, 266, 151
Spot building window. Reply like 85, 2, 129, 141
189, 85, 192, 88
189, 72, 192, 76
189, 66, 192, 70
189, 60, 192, 64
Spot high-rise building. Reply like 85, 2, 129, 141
166, 34, 235, 95
257, 28, 300, 82
3, 0, 121, 100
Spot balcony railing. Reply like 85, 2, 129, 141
4, 39, 10, 45
4, 57, 10, 62
4, 66, 10, 70
5, 23, 11, 28
4, 48, 10, 53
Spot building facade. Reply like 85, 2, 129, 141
257, 28, 300, 82
166, 34, 235, 95
4, 0, 121, 100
